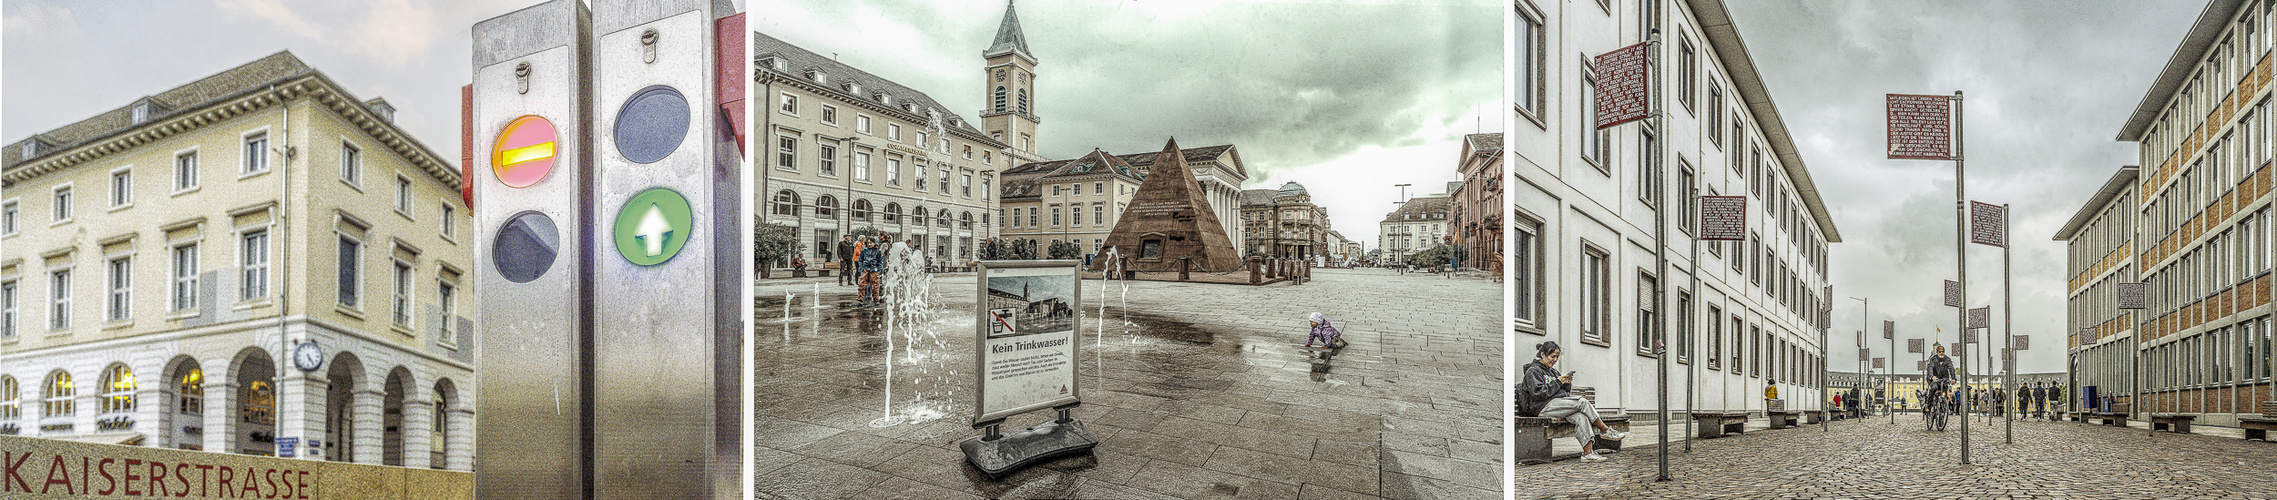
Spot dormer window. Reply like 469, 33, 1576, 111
364, 98, 396, 123
842, 82, 862, 94
757, 56, 785, 71
804, 69, 828, 84
132, 103, 152, 124
873, 92, 891, 104
19, 141, 39, 159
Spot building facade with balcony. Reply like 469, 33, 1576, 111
1238, 181, 1332, 261
0, 52, 473, 469
1451, 133, 1503, 274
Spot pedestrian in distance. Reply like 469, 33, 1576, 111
791, 254, 808, 278
854, 236, 885, 307
1516, 341, 1626, 462
836, 235, 855, 286
1303, 312, 1348, 349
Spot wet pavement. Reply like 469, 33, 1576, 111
1513, 414, 2277, 499
752, 268, 1504, 499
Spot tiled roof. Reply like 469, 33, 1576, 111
1382, 195, 1451, 223
7, 51, 315, 168
752, 32, 986, 137
1238, 189, 1277, 207
1464, 132, 1502, 151
1119, 144, 1236, 174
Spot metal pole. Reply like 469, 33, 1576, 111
1891, 323, 1897, 424
1954, 90, 1970, 464
1648, 27, 1672, 483
1687, 175, 1700, 451
2004, 203, 2013, 444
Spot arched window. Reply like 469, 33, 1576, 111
99, 364, 135, 414
431, 380, 454, 469
42, 370, 73, 418
960, 212, 973, 229
910, 206, 927, 226
0, 376, 19, 421
241, 380, 274, 424
176, 367, 202, 415
1017, 88, 1029, 114
937, 209, 951, 228
993, 86, 1007, 112
773, 190, 800, 216
851, 199, 872, 222
815, 195, 838, 218
883, 202, 901, 224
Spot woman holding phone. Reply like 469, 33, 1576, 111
1516, 341, 1626, 461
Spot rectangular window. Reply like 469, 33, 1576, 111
393, 261, 412, 326
243, 134, 268, 174
939, 169, 951, 195
1515, 2, 1545, 117
855, 152, 873, 181
889, 123, 902, 142
963, 173, 974, 197
887, 159, 901, 186
819, 145, 838, 177
176, 151, 199, 191
821, 104, 837, 125
395, 176, 413, 215
1, 280, 15, 338
1679, 164, 1697, 234
1094, 181, 1104, 195
242, 230, 269, 300
778, 92, 798, 114
3, 201, 16, 235
857, 115, 872, 134
1638, 272, 1658, 356
1751, 326, 1763, 376
1071, 204, 1082, 226
776, 136, 797, 170
109, 169, 133, 208
1581, 62, 1604, 167
440, 203, 456, 239
338, 237, 360, 308
916, 165, 928, 191
437, 280, 457, 346
340, 141, 359, 184
1093, 204, 1104, 227
1514, 214, 1544, 332
107, 257, 131, 321
1582, 242, 1610, 344
1706, 305, 1723, 370
50, 269, 71, 330
1679, 35, 1696, 111
1051, 207, 1062, 227
172, 243, 198, 312
52, 185, 71, 222
1677, 291, 1691, 363
1707, 85, 1723, 146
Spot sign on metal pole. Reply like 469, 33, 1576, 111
974, 261, 1085, 422
2117, 282, 2147, 309
1887, 94, 1954, 159
1968, 307, 1990, 330
1700, 196, 1748, 240
1909, 338, 1924, 354
2012, 335, 2029, 351
1918, 360, 1928, 371
1944, 280, 1962, 308
1884, 320, 1895, 340
1969, 201, 2006, 247
1861, 348, 1872, 362
2079, 326, 2095, 345
1874, 358, 1885, 369
1593, 42, 1650, 129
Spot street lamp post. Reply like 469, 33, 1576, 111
1851, 297, 1868, 428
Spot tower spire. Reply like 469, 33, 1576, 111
986, 0, 1032, 60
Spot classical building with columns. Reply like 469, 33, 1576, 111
0, 51, 473, 469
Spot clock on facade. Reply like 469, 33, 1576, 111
995, 69, 1005, 81
293, 341, 325, 372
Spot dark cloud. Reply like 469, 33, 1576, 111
1725, 0, 2201, 374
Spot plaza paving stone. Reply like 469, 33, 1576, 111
753, 268, 1503, 499
1513, 413, 2277, 499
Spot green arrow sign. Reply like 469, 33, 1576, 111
613, 187, 693, 266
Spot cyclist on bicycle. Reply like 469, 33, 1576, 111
1925, 343, 1956, 430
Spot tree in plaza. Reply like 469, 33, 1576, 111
1047, 240, 1083, 259
983, 238, 1037, 260
753, 221, 799, 279
1407, 243, 1467, 271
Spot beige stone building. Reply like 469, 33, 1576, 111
0, 52, 473, 469
1378, 194, 1451, 265
1238, 181, 1331, 260
999, 145, 1251, 260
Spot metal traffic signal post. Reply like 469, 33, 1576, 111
472, 1, 743, 498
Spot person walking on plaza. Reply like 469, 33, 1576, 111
854, 236, 885, 307
1517, 341, 1626, 462
836, 235, 856, 286
2048, 383, 2064, 417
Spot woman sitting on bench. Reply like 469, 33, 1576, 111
1517, 341, 1626, 461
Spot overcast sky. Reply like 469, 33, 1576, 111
4, 0, 1498, 248
1719, 1, 2203, 375
748, 0, 1502, 245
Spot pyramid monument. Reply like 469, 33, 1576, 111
1096, 138, 1243, 273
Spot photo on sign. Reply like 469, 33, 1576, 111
985, 275, 1078, 339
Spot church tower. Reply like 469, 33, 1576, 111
982, 0, 1044, 164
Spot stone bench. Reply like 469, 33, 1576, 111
1763, 399, 1798, 429
2088, 412, 2129, 427
2149, 414, 2197, 434
1805, 409, 1832, 424
2240, 417, 2276, 442
1692, 412, 1748, 439
1513, 414, 1628, 465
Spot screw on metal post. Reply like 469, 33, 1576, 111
514, 62, 530, 94
641, 28, 659, 64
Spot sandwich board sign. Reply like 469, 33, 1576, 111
965, 260, 1096, 476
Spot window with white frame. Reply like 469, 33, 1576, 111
340, 141, 360, 185
857, 115, 872, 134
110, 168, 132, 208
821, 105, 838, 125
338, 236, 361, 308
855, 152, 872, 181
0, 376, 17, 419
777, 136, 797, 170
961, 173, 973, 197
99, 364, 134, 415
889, 123, 901, 142
49, 269, 70, 330
107, 256, 131, 321
1093, 204, 1104, 226
3, 200, 16, 235
820, 145, 838, 177
1581, 242, 1609, 344
396, 176, 413, 215
1637, 271, 1659, 356
176, 151, 199, 191
42, 371, 72, 418
1, 280, 16, 338
393, 261, 412, 327
779, 92, 798, 114
242, 230, 269, 300
1513, 212, 1544, 333
243, 134, 268, 174
1516, 1, 1545, 119
171, 243, 198, 312
888, 158, 902, 186
939, 169, 950, 195
440, 203, 456, 240
438, 275, 458, 346
52, 185, 72, 222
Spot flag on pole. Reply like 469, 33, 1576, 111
1887, 94, 1956, 159
1944, 280, 1962, 308
1969, 201, 2007, 247
1594, 43, 1650, 130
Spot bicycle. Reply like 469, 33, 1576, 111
1922, 382, 1952, 432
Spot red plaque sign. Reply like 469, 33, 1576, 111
1700, 196, 1747, 241
1887, 94, 1953, 159
1970, 201, 2006, 247
1594, 43, 1650, 130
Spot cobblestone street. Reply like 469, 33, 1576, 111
1514, 414, 2277, 499
753, 268, 1503, 499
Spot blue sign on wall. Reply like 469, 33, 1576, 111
276, 437, 299, 457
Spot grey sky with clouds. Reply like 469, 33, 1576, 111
4, 0, 1499, 247
1721, 1, 2202, 375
